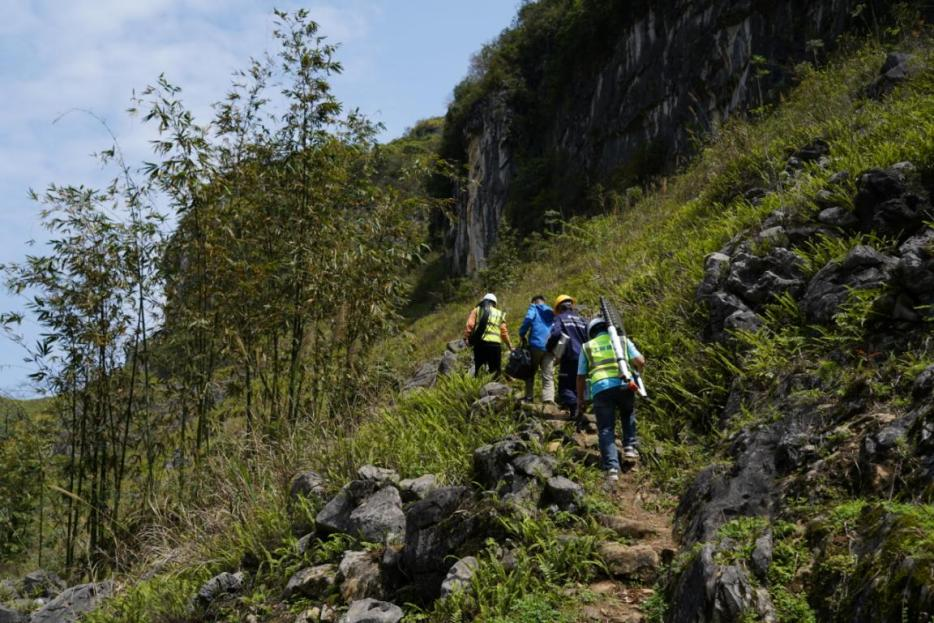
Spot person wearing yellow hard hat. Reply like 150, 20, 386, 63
546, 294, 589, 430
463, 293, 514, 377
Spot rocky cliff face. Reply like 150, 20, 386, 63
665, 138, 934, 622
447, 0, 871, 274
450, 94, 515, 275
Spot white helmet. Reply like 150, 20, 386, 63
481, 293, 497, 304
587, 317, 607, 337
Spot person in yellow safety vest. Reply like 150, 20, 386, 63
576, 316, 645, 483
463, 293, 514, 377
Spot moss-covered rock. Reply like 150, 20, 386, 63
809, 501, 934, 622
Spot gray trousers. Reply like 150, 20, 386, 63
525, 347, 555, 402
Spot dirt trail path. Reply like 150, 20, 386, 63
573, 431, 676, 623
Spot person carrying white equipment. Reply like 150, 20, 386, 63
576, 297, 647, 483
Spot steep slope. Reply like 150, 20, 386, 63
439, 0, 893, 274
390, 31, 934, 622
3, 18, 933, 623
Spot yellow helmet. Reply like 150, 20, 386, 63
553, 294, 574, 311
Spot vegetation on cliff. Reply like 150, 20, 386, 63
1, 3, 933, 623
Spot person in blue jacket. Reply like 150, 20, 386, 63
518, 295, 555, 402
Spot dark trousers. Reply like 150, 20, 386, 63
473, 341, 502, 377
592, 385, 637, 471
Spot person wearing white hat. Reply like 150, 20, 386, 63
463, 293, 513, 377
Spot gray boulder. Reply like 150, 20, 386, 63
724, 249, 806, 307
723, 309, 762, 335
828, 170, 850, 185
438, 350, 458, 376
446, 339, 466, 353
357, 465, 400, 487
713, 565, 756, 622
347, 486, 406, 542
403, 487, 478, 596
895, 229, 934, 298
21, 571, 64, 599
913, 364, 934, 399
398, 474, 439, 502
776, 431, 820, 473
479, 382, 511, 399
801, 245, 896, 324
283, 565, 338, 600
814, 189, 837, 208
675, 424, 784, 546
440, 556, 479, 597
194, 572, 243, 608
290, 470, 327, 504
704, 291, 760, 342
470, 394, 505, 415
517, 420, 546, 444
339, 550, 383, 602
817, 206, 858, 229
500, 474, 543, 510
696, 252, 731, 302
789, 138, 829, 164
379, 543, 406, 592
544, 476, 585, 511
668, 547, 775, 623
316, 480, 379, 535
297, 533, 316, 555
473, 438, 526, 487
511, 454, 557, 480
0, 606, 25, 623
750, 532, 773, 580
854, 167, 930, 241
339, 599, 403, 623
597, 542, 659, 580
858, 411, 923, 493
866, 52, 912, 99
744, 187, 769, 204
30, 581, 112, 623
290, 470, 328, 535
667, 544, 717, 622
402, 358, 441, 392
755, 225, 789, 247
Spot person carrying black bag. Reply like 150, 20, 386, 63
463, 293, 514, 377
518, 295, 555, 402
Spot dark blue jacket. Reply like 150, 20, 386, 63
549, 311, 589, 404
519, 303, 554, 350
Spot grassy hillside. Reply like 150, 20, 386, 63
389, 34, 934, 493
8, 20, 934, 623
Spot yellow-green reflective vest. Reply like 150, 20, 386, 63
476, 306, 506, 344
583, 333, 620, 384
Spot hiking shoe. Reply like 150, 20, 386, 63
607, 468, 620, 483
623, 446, 639, 459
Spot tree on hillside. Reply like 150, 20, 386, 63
1, 8, 432, 575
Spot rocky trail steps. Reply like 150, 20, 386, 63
273, 378, 680, 623
0, 363, 677, 623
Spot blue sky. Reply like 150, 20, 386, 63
0, 0, 519, 397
